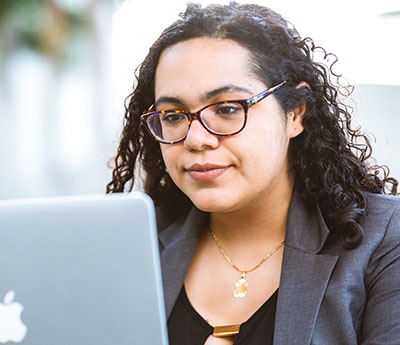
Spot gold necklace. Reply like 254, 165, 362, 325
209, 229, 285, 298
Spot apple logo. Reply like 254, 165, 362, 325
0, 290, 28, 343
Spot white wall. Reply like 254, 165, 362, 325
351, 84, 400, 177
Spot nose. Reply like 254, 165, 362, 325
184, 119, 219, 151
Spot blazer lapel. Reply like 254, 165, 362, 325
274, 247, 338, 344
273, 190, 339, 345
158, 207, 207, 318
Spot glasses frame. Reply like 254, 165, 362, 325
140, 80, 287, 144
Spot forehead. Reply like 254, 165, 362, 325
154, 38, 262, 99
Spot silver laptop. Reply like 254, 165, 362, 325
0, 192, 168, 345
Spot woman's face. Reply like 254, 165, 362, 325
155, 38, 303, 213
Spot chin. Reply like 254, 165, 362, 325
188, 192, 238, 213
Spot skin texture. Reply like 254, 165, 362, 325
155, 37, 305, 344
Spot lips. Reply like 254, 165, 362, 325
185, 163, 231, 182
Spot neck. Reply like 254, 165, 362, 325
209, 177, 294, 248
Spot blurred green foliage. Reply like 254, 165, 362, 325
0, 0, 89, 67
381, 11, 400, 17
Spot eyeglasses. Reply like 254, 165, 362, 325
140, 81, 287, 144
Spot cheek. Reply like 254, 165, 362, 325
239, 119, 289, 172
160, 144, 181, 175
245, 116, 288, 153
160, 145, 171, 170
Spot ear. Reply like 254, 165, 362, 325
287, 81, 310, 139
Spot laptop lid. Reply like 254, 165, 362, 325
0, 192, 168, 345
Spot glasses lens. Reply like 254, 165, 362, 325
145, 102, 245, 143
200, 102, 245, 135
146, 111, 189, 142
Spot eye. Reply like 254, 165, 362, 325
160, 112, 187, 125
215, 103, 242, 115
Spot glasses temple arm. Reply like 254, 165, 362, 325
246, 81, 287, 107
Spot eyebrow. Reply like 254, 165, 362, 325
201, 85, 253, 102
154, 84, 253, 109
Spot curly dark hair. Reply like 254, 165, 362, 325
107, 2, 398, 249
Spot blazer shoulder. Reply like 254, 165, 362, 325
363, 192, 400, 223
360, 192, 400, 253
364, 191, 400, 209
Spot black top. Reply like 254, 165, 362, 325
168, 286, 278, 345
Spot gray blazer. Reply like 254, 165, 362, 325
158, 190, 400, 344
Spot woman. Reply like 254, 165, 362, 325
107, 3, 400, 344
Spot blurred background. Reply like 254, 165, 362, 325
0, 0, 399, 199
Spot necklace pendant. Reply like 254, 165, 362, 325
234, 273, 248, 298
